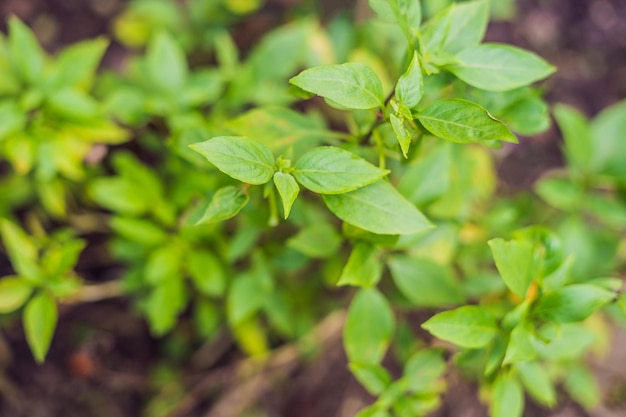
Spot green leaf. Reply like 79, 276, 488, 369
145, 278, 187, 336
227, 272, 270, 325
403, 349, 446, 393
553, 104, 593, 172
488, 238, 535, 298
564, 364, 600, 410
294, 146, 389, 194
187, 250, 226, 297
196, 186, 249, 225
323, 181, 431, 235
533, 284, 615, 323
52, 37, 108, 90
144, 243, 184, 285
24, 292, 57, 363
500, 95, 550, 135
337, 242, 383, 288
421, 0, 489, 55
396, 52, 423, 109
0, 219, 40, 279
388, 0, 422, 41
349, 362, 392, 395
289, 63, 384, 109
88, 178, 150, 215
287, 223, 342, 259
388, 256, 463, 307
590, 99, 626, 177
229, 107, 335, 154
40, 239, 85, 279
618, 293, 626, 316
390, 113, 412, 158
344, 288, 395, 364
534, 176, 583, 211
146, 31, 188, 92
397, 143, 451, 205
368, 0, 396, 22
0, 277, 33, 313
355, 405, 391, 417
491, 373, 524, 417
503, 323, 536, 364
8, 17, 45, 84
447, 44, 556, 92
273, 172, 299, 219
422, 305, 498, 348
190, 136, 276, 184
516, 362, 556, 408
417, 99, 518, 144
47, 89, 101, 120
110, 217, 168, 246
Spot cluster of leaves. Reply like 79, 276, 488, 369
0, 1, 625, 416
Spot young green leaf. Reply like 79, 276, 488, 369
289, 63, 384, 109
420, 0, 489, 55
344, 288, 395, 365
417, 99, 518, 144
503, 323, 536, 364
337, 242, 383, 288
488, 238, 535, 298
421, 305, 498, 348
388, 255, 463, 307
564, 364, 601, 410
491, 373, 524, 417
24, 292, 58, 363
52, 37, 109, 90
553, 104, 593, 172
196, 186, 249, 225
349, 362, 392, 395
516, 362, 557, 408
146, 31, 188, 92
8, 17, 45, 84
446, 44, 556, 92
0, 277, 33, 313
395, 52, 423, 109
323, 180, 431, 235
190, 136, 276, 184
293, 146, 389, 194
533, 284, 615, 323
388, 0, 422, 42
403, 349, 446, 393
273, 172, 299, 219
0, 219, 40, 280
390, 113, 412, 158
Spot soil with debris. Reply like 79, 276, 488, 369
1, 0, 626, 416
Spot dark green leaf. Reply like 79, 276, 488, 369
294, 146, 389, 194
337, 242, 383, 288
290, 63, 384, 109
417, 99, 517, 144
24, 292, 57, 362
388, 255, 463, 307
488, 238, 535, 298
190, 136, 276, 184
324, 181, 430, 235
447, 44, 556, 92
533, 284, 615, 323
196, 186, 249, 225
422, 305, 498, 348
344, 288, 395, 364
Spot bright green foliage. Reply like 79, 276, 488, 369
0, 2, 622, 417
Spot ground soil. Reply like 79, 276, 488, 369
1, 0, 626, 416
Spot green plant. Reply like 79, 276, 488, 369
0, 1, 625, 416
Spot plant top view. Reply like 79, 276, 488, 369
0, 0, 625, 416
